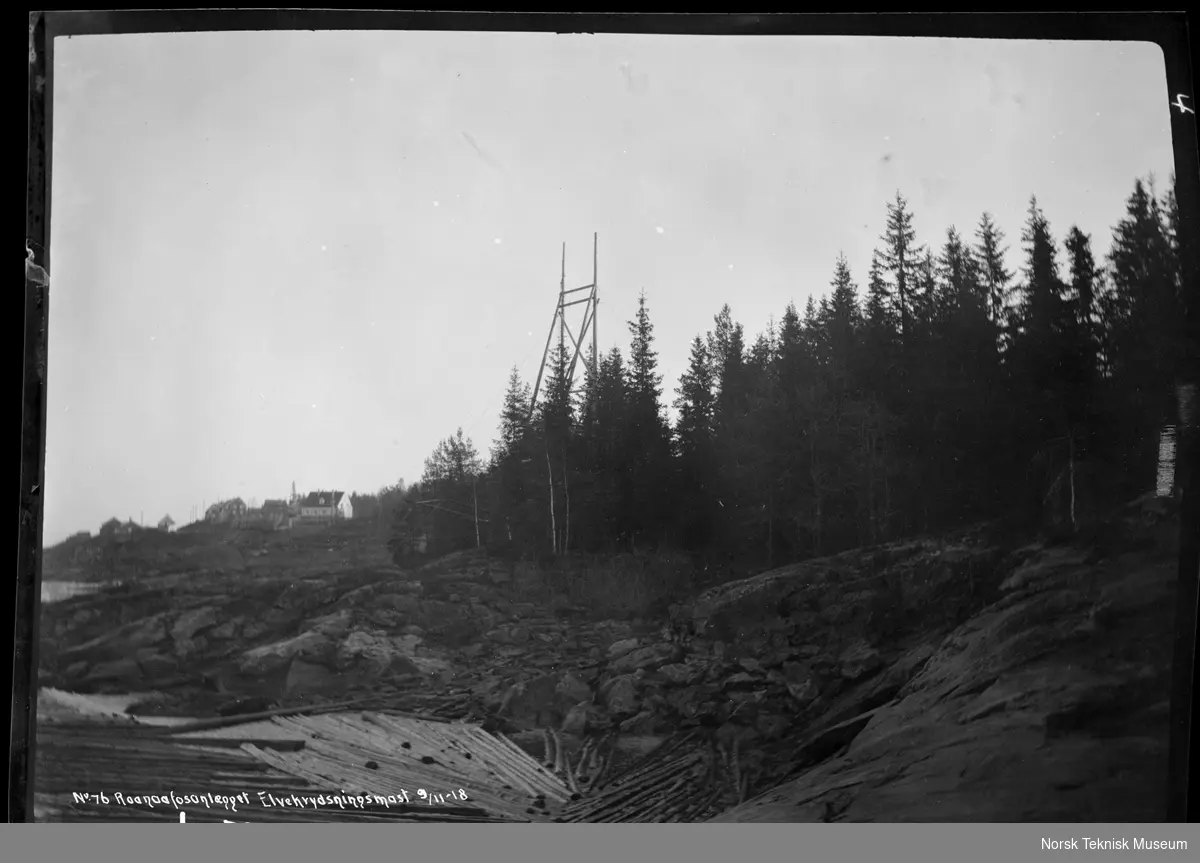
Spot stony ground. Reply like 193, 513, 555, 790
37, 498, 1182, 821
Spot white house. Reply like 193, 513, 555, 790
299, 490, 352, 521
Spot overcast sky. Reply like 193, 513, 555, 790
44, 30, 1175, 545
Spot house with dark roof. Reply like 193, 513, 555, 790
299, 490, 352, 521
157, 515, 176, 532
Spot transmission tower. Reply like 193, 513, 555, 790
528, 233, 599, 420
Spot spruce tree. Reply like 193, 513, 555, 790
622, 291, 671, 545
674, 336, 715, 460
879, 191, 925, 354
975, 212, 1014, 355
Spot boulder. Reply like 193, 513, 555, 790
609, 642, 683, 674
439, 620, 482, 648
755, 712, 793, 739
607, 637, 641, 660
723, 672, 759, 690
239, 631, 333, 674
170, 607, 221, 642
309, 609, 355, 639
488, 565, 512, 585
378, 593, 421, 614
659, 662, 703, 685
556, 672, 593, 704
135, 650, 178, 678
839, 640, 884, 681
498, 675, 566, 728
561, 702, 603, 735
338, 629, 401, 671
419, 600, 462, 627
781, 661, 821, 706
486, 625, 530, 645
602, 674, 641, 715
286, 659, 342, 695
173, 635, 209, 658
664, 684, 719, 720
208, 617, 244, 640
241, 621, 271, 641
619, 710, 659, 734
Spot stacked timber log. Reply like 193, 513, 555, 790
36, 716, 518, 822
240, 712, 571, 822
555, 732, 745, 822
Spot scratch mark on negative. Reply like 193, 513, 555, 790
461, 132, 509, 176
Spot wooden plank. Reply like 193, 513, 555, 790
161, 698, 371, 734
176, 737, 306, 752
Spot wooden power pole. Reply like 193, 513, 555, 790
529, 233, 599, 420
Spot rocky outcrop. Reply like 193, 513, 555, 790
39, 509, 1178, 822
709, 538, 1177, 822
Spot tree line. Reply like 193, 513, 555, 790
385, 175, 1189, 577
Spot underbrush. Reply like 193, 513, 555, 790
509, 550, 702, 621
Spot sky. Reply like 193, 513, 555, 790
44, 30, 1177, 545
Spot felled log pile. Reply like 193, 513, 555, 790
35, 711, 528, 822
555, 731, 751, 822
240, 712, 571, 822
34, 721, 321, 821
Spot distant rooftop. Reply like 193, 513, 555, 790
301, 491, 344, 507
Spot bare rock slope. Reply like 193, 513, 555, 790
708, 535, 1176, 821
39, 504, 1181, 821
